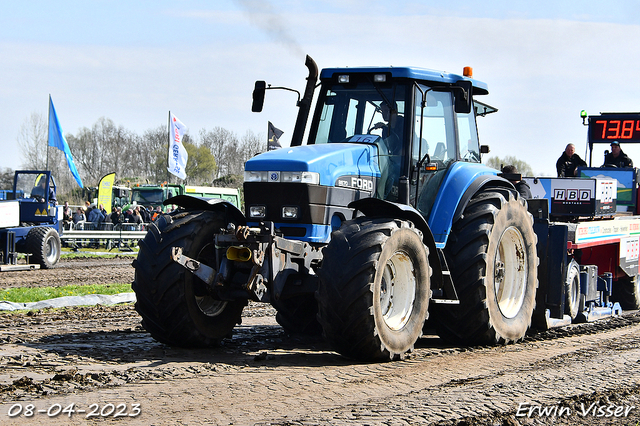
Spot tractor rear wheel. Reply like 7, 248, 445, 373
434, 188, 538, 345
613, 275, 640, 310
133, 210, 246, 347
317, 218, 430, 361
26, 226, 61, 269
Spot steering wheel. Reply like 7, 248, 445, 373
368, 122, 387, 135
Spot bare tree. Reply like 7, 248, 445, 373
239, 130, 265, 165
199, 127, 241, 179
67, 117, 139, 187
18, 112, 47, 169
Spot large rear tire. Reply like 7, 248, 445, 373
613, 275, 640, 310
26, 226, 61, 269
434, 188, 538, 345
317, 218, 431, 361
132, 210, 246, 347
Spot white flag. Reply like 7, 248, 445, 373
168, 112, 188, 179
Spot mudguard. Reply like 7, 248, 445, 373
165, 195, 246, 225
348, 197, 443, 291
427, 163, 512, 246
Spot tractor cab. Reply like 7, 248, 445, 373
12, 171, 59, 226
305, 67, 496, 225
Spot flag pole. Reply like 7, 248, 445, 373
46, 95, 51, 171
167, 111, 171, 182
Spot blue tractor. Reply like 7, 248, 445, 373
133, 56, 538, 361
0, 171, 62, 271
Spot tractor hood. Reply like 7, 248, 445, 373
245, 143, 382, 187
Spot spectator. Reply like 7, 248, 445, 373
63, 202, 72, 223
132, 206, 143, 225
110, 207, 123, 225
123, 208, 134, 223
151, 206, 163, 221
139, 205, 152, 223
87, 204, 105, 226
603, 141, 633, 168
84, 201, 93, 217
501, 165, 532, 199
73, 207, 86, 225
556, 143, 587, 177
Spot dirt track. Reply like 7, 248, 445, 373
2, 257, 640, 425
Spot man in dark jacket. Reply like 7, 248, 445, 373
501, 165, 532, 199
556, 143, 587, 177
603, 141, 633, 168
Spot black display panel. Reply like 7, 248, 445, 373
588, 114, 640, 144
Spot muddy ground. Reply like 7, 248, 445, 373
1, 257, 640, 425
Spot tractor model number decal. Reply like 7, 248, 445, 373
336, 176, 374, 192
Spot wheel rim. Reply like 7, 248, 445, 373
567, 265, 580, 316
194, 242, 227, 317
195, 296, 228, 317
494, 226, 527, 319
45, 236, 59, 264
380, 250, 416, 330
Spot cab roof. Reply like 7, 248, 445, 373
320, 66, 489, 95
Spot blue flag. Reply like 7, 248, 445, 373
48, 96, 83, 188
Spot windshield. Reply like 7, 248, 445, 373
311, 81, 408, 146
132, 189, 164, 204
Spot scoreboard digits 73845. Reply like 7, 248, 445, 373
589, 114, 640, 143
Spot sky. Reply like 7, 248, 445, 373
2, 0, 640, 177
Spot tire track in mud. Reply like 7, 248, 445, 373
0, 256, 136, 289
1, 302, 640, 425
3, 257, 640, 425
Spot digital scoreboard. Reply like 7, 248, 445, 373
588, 113, 640, 144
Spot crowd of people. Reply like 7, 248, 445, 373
62, 202, 165, 229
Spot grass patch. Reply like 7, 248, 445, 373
0, 283, 133, 303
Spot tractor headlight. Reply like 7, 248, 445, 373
282, 206, 299, 219
281, 171, 320, 184
249, 205, 266, 218
245, 170, 320, 185
244, 171, 268, 182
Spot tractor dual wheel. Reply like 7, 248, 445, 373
317, 218, 431, 361
132, 210, 246, 347
26, 226, 61, 269
434, 188, 538, 345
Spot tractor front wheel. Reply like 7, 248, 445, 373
317, 218, 431, 361
133, 210, 246, 347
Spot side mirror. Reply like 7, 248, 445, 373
454, 80, 473, 114
252, 81, 266, 112
479, 145, 490, 154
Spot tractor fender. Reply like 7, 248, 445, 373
348, 197, 443, 291
429, 167, 513, 245
452, 175, 514, 223
165, 195, 246, 225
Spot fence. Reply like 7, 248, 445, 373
61, 221, 148, 250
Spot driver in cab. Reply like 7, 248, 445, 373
603, 141, 633, 168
